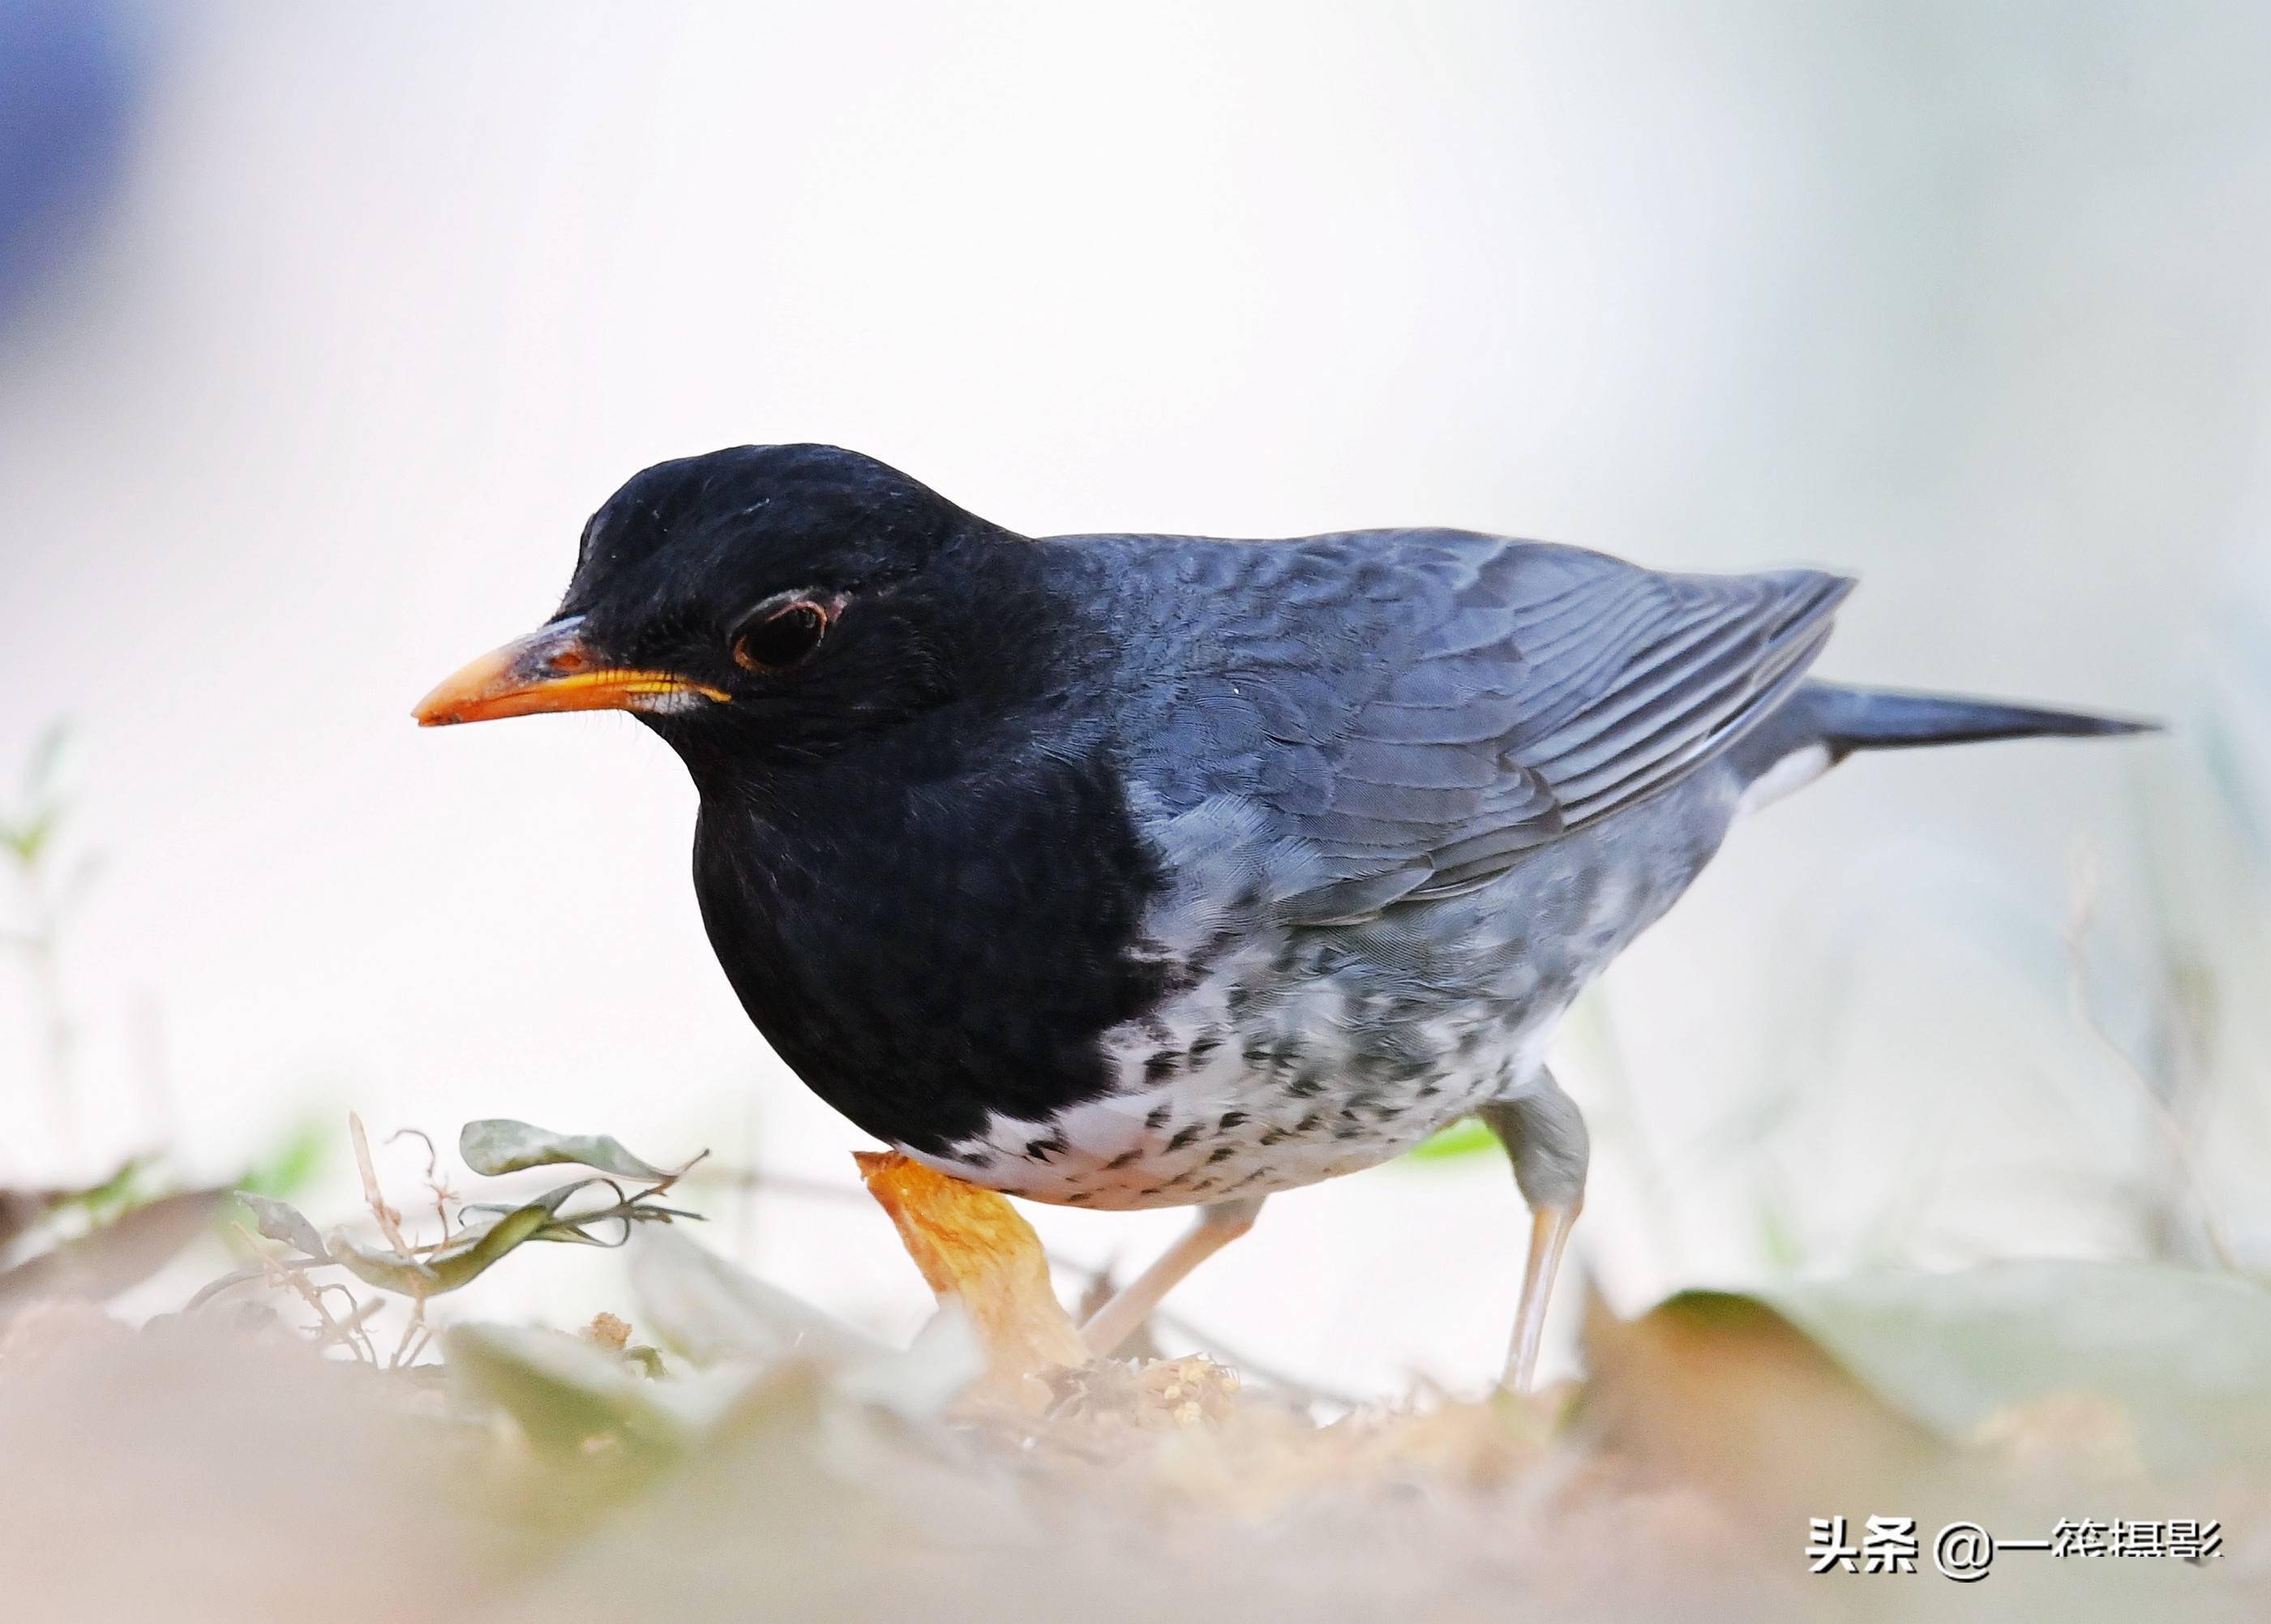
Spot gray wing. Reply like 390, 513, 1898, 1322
1116, 530, 1853, 925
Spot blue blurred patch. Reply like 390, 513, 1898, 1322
0, 0, 140, 329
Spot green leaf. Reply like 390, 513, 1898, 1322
629, 1225, 881, 1369
444, 1323, 687, 1455
1755, 1262, 2271, 1477
13, 1159, 148, 1225
629, 1229, 983, 1420
840, 1303, 986, 1421
457, 1184, 696, 1249
1, 808, 56, 866
238, 1193, 328, 1260
239, 1121, 329, 1200
0, 1163, 151, 1254
1401, 1117, 1501, 1163
328, 1196, 561, 1297
328, 1172, 694, 1297
458, 1119, 691, 1181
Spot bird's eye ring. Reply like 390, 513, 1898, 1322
731, 598, 831, 673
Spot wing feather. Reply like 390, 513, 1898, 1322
1213, 537, 1852, 920
1098, 528, 1852, 925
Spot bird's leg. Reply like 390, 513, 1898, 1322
1080, 1195, 1265, 1358
1480, 1071, 1590, 1394
1506, 1199, 1581, 1393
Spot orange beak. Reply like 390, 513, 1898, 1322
413, 617, 731, 726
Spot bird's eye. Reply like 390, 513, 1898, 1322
731, 598, 830, 673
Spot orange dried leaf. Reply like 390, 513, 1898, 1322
854, 1151, 1086, 1406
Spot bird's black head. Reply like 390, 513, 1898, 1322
415, 444, 1010, 770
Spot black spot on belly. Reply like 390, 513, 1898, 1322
1285, 1073, 1324, 1099
1189, 1031, 1223, 1065
1145, 1104, 1173, 1130
1025, 1134, 1066, 1161
1165, 1124, 1203, 1153
1206, 1144, 1238, 1165
1296, 1112, 1323, 1133
1143, 1050, 1182, 1084
1103, 1148, 1142, 1171
1217, 1110, 1247, 1130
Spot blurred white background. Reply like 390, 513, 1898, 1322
2, 0, 2265, 1393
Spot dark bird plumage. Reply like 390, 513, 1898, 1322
416, 443, 2153, 1386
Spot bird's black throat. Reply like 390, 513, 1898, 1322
671, 555, 1172, 1154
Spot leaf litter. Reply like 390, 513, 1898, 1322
0, 1115, 2265, 1622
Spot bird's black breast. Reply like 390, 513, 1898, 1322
690, 735, 1171, 1152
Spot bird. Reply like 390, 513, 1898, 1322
414, 443, 2152, 1390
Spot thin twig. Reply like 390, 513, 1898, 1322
259, 1246, 351, 1350
399, 1316, 436, 1368
185, 1263, 268, 1311
349, 1111, 413, 1258
387, 1126, 459, 1240
388, 1126, 439, 1181
388, 1296, 428, 1371
332, 1288, 385, 1364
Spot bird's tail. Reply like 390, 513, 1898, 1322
1787, 680, 2158, 757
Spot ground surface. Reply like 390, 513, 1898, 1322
1, 1149, 2265, 1623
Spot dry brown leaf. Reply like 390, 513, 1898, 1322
0, 1300, 132, 1369
1046, 1354, 1241, 1434
1579, 1285, 1948, 1567
0, 1190, 230, 1318
853, 1150, 1086, 1409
